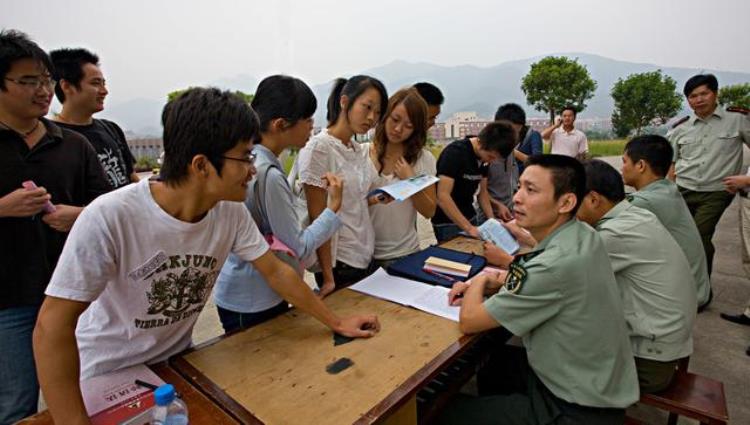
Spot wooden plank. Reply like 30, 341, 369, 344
179, 289, 464, 425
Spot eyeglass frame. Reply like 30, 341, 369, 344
221, 152, 257, 166
4, 76, 57, 91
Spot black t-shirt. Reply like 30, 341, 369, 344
55, 119, 135, 189
432, 137, 488, 225
0, 119, 111, 309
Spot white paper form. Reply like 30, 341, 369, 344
349, 268, 460, 322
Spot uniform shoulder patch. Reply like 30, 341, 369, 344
671, 116, 689, 129
727, 106, 749, 115
504, 262, 528, 294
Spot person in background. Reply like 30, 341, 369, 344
214, 75, 345, 332
50, 48, 138, 190
413, 81, 443, 129
295, 75, 389, 294
366, 87, 436, 268
541, 105, 589, 160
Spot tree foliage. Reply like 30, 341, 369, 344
166, 88, 254, 103
521, 56, 597, 123
610, 70, 682, 137
718, 83, 750, 110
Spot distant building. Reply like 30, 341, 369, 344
127, 138, 163, 159
442, 112, 492, 140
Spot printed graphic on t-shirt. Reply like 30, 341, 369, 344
98, 148, 129, 188
462, 173, 482, 181
133, 254, 219, 330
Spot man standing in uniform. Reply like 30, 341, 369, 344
0, 30, 110, 423
443, 155, 639, 424
541, 105, 589, 159
621, 135, 711, 309
50, 48, 138, 190
668, 74, 750, 290
578, 160, 696, 393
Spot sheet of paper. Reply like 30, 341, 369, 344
80, 364, 163, 416
368, 174, 439, 202
410, 285, 460, 322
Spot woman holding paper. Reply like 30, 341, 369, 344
213, 75, 345, 332
295, 75, 389, 295
366, 88, 438, 268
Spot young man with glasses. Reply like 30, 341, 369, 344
33, 87, 380, 424
0, 29, 110, 423
50, 48, 139, 190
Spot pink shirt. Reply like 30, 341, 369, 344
549, 127, 588, 157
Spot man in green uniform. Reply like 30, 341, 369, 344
578, 160, 697, 393
442, 155, 639, 425
621, 135, 711, 309
667, 74, 750, 290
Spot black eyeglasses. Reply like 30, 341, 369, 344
222, 152, 256, 165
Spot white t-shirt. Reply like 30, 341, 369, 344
296, 129, 376, 269
367, 146, 437, 260
45, 178, 269, 378
549, 127, 588, 157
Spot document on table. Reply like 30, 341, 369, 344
349, 268, 459, 322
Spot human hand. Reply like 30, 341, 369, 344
448, 281, 471, 306
393, 156, 415, 180
368, 193, 393, 205
322, 172, 344, 212
42, 204, 83, 232
483, 241, 513, 268
334, 314, 381, 338
0, 187, 52, 218
502, 220, 537, 248
317, 280, 336, 298
723, 175, 750, 194
466, 226, 481, 238
554, 116, 562, 127
492, 201, 513, 221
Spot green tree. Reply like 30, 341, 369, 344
718, 83, 750, 109
166, 88, 254, 103
521, 56, 597, 123
610, 70, 682, 137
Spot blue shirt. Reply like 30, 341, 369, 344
517, 129, 543, 174
214, 145, 341, 313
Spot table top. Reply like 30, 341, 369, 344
172, 288, 473, 425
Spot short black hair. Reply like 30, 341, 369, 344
582, 159, 625, 203
49, 48, 100, 103
494, 103, 526, 125
251, 75, 316, 139
525, 154, 587, 216
159, 87, 259, 186
683, 74, 718, 96
326, 75, 388, 126
477, 120, 517, 158
0, 29, 52, 91
624, 135, 673, 178
413, 82, 444, 106
561, 105, 578, 117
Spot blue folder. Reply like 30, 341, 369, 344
386, 245, 486, 288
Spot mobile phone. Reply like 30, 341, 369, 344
22, 180, 56, 213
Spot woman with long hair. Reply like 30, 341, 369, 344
366, 87, 437, 268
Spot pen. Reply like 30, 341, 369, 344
423, 268, 459, 283
134, 380, 182, 399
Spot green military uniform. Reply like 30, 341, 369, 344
668, 106, 750, 276
595, 201, 697, 393
628, 179, 710, 305
439, 220, 639, 425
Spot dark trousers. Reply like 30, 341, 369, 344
314, 260, 376, 290
679, 188, 734, 276
436, 345, 626, 425
634, 357, 678, 394
216, 301, 290, 334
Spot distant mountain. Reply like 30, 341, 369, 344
105, 53, 750, 136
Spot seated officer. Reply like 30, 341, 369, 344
444, 155, 638, 425
578, 160, 697, 393
621, 135, 711, 309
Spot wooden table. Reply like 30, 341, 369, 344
170, 289, 476, 425
18, 362, 239, 424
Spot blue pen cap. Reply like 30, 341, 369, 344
153, 384, 176, 406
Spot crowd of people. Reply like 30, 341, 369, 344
1, 28, 748, 425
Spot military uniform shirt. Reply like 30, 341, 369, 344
668, 106, 750, 192
483, 219, 639, 408
595, 201, 696, 362
628, 179, 710, 305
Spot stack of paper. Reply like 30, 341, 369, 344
81, 364, 164, 425
349, 268, 459, 322
423, 256, 471, 278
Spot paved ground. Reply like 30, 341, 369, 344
189, 154, 750, 424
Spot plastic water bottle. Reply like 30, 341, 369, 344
152, 384, 189, 425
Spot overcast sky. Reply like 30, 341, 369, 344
4, 0, 749, 105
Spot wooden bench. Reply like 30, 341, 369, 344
639, 358, 729, 425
